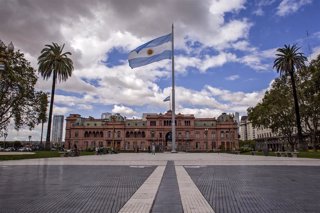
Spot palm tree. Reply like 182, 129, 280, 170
38, 92, 48, 149
38, 43, 73, 150
273, 44, 307, 150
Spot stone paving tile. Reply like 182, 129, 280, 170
1, 153, 320, 166
119, 165, 165, 213
185, 165, 320, 213
0, 165, 155, 213
176, 166, 215, 213
151, 161, 183, 213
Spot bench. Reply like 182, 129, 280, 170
275, 152, 299, 157
59, 150, 79, 157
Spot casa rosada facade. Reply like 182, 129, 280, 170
65, 111, 239, 152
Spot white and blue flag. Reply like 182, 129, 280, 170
128, 33, 172, 69
163, 96, 170, 102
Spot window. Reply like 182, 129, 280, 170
178, 132, 182, 139
164, 120, 172, 126
220, 131, 224, 138
184, 120, 191, 126
75, 131, 79, 138
159, 132, 162, 138
195, 132, 200, 139
150, 121, 156, 126
151, 131, 155, 138
211, 131, 215, 140
185, 131, 190, 139
117, 131, 121, 138
108, 131, 111, 138
196, 142, 200, 149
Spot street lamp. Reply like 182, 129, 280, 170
0, 40, 14, 76
3, 132, 8, 148
28, 135, 32, 145
204, 128, 208, 151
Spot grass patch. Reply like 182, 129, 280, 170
241, 150, 320, 159
297, 151, 320, 159
79, 151, 95, 156
0, 151, 60, 161
0, 150, 95, 161
241, 151, 276, 156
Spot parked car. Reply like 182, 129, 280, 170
0, 147, 4, 152
18, 147, 32, 152
4, 147, 15, 152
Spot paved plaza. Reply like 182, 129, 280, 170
1, 153, 320, 213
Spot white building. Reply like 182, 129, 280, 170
52, 115, 64, 143
239, 116, 256, 141
234, 112, 240, 126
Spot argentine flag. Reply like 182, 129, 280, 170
128, 33, 172, 69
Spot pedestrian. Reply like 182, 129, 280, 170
95, 147, 98, 155
148, 145, 151, 153
152, 143, 155, 155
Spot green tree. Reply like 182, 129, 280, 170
299, 54, 320, 149
0, 41, 45, 135
273, 44, 307, 150
248, 77, 297, 151
37, 93, 48, 148
38, 43, 73, 150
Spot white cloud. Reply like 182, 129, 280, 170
209, 0, 246, 15
205, 85, 266, 107
310, 46, 320, 60
225, 75, 240, 81
253, 0, 276, 16
276, 0, 312, 16
200, 52, 238, 72
237, 47, 277, 71
178, 107, 223, 118
112, 105, 137, 117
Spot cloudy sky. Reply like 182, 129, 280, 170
1, 0, 320, 141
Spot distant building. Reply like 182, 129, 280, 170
239, 116, 256, 141
52, 115, 64, 143
65, 111, 239, 152
234, 112, 240, 126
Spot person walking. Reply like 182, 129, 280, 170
152, 143, 155, 155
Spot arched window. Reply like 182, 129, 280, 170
220, 131, 224, 138
142, 131, 146, 138
126, 131, 130, 138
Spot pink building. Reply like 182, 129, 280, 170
65, 111, 239, 152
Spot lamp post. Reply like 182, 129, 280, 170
204, 128, 208, 151
134, 129, 139, 152
3, 132, 8, 149
0, 40, 14, 78
28, 135, 32, 146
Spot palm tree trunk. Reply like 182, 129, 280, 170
289, 71, 304, 150
40, 121, 44, 148
45, 71, 56, 150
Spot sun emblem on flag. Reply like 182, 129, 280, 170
147, 49, 154, 55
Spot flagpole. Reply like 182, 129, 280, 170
171, 23, 176, 153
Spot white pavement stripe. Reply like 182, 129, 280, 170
176, 166, 215, 213
119, 165, 165, 213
